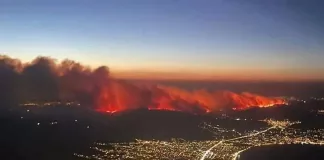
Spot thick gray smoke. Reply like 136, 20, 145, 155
0, 55, 112, 108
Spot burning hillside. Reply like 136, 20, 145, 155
95, 83, 285, 114
0, 55, 285, 114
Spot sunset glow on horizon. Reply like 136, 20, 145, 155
3, 54, 324, 82
1, 0, 324, 81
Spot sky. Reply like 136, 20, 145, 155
1, 0, 324, 81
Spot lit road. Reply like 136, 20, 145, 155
200, 126, 276, 160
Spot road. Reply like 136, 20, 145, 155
199, 126, 276, 160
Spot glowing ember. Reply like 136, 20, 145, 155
148, 107, 180, 112
105, 110, 118, 114
96, 109, 119, 114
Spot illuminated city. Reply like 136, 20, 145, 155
74, 118, 324, 160
19, 101, 81, 107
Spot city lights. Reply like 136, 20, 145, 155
75, 119, 324, 160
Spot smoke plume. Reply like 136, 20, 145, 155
0, 55, 285, 113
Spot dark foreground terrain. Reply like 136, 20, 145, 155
240, 144, 324, 160
1, 100, 324, 160
0, 107, 217, 160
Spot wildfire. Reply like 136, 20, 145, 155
0, 55, 286, 115
95, 83, 285, 114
